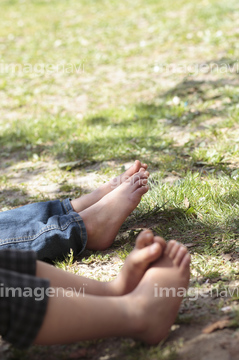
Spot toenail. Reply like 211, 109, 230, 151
168, 240, 176, 248
150, 243, 159, 253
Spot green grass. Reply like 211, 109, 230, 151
137, 173, 239, 254
1, 0, 239, 358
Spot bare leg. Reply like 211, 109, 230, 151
34, 288, 133, 344
34, 239, 190, 346
80, 171, 149, 250
36, 230, 166, 296
71, 160, 148, 213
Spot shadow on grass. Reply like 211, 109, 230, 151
102, 185, 239, 257
1, 57, 239, 175
117, 208, 236, 255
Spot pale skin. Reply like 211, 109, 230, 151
34, 231, 190, 345
70, 160, 148, 213
79, 170, 150, 250
73, 160, 150, 250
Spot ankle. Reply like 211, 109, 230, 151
125, 293, 170, 344
124, 294, 148, 336
106, 276, 129, 296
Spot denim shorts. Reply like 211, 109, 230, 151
0, 199, 87, 261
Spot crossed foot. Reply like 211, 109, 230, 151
119, 230, 191, 344
71, 160, 148, 213
71, 160, 149, 250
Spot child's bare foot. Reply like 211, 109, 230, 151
80, 171, 149, 250
71, 160, 148, 213
108, 230, 166, 295
127, 240, 190, 344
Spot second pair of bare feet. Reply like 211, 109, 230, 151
35, 229, 190, 346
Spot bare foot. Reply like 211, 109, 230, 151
127, 240, 190, 344
80, 171, 149, 250
71, 160, 148, 213
108, 230, 166, 295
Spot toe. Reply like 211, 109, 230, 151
134, 160, 141, 172
173, 245, 187, 266
131, 242, 162, 267
131, 175, 149, 191
168, 242, 181, 260
134, 178, 149, 189
139, 168, 149, 177
131, 171, 149, 185
123, 160, 141, 180
154, 236, 166, 252
135, 230, 154, 249
180, 253, 191, 271
134, 185, 149, 197
164, 240, 177, 255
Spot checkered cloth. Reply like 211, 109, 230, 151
0, 249, 50, 349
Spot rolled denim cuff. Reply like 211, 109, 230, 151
62, 198, 74, 214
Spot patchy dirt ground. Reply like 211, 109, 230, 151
1, 278, 239, 360
0, 160, 239, 360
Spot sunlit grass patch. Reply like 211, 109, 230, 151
191, 254, 239, 281
137, 172, 239, 254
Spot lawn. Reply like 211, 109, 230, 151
1, 0, 239, 359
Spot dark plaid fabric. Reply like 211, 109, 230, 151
0, 250, 50, 349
